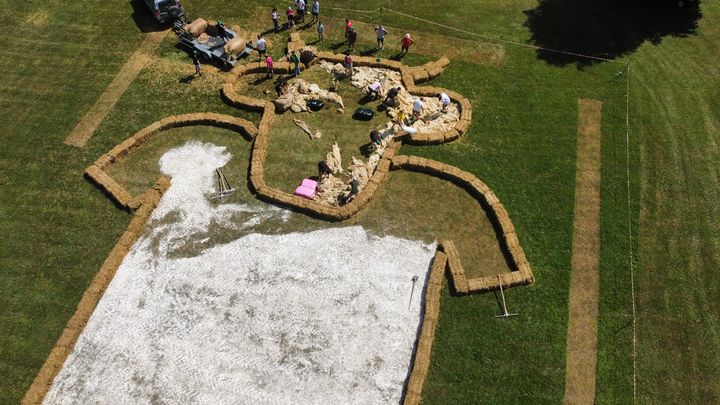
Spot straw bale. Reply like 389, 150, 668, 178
375, 159, 391, 173
467, 277, 495, 292
425, 64, 445, 79
454, 118, 471, 134
185, 18, 207, 38
441, 128, 461, 142
405, 155, 425, 168
390, 155, 409, 168
382, 60, 403, 70
410, 67, 429, 83
93, 154, 115, 170
400, 67, 415, 88
483, 190, 500, 206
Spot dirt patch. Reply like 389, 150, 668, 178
64, 30, 168, 148
564, 98, 603, 405
25, 10, 49, 27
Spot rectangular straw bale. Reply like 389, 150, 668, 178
411, 68, 429, 83
390, 155, 409, 168
454, 118, 471, 134
442, 128, 461, 142
374, 158, 391, 173
93, 154, 114, 170
467, 277, 494, 292
493, 203, 516, 236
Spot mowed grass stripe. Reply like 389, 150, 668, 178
564, 98, 602, 405
64, 30, 168, 147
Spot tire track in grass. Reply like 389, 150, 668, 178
564, 98, 603, 405
63, 30, 167, 147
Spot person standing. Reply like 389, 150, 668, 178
400, 33, 414, 56
290, 50, 301, 77
256, 35, 267, 60
266, 55, 274, 78
296, 0, 306, 23
311, 0, 320, 23
344, 18, 352, 40
191, 52, 202, 77
347, 27, 357, 52
272, 8, 280, 32
375, 25, 388, 49
286, 7, 295, 29
317, 20, 325, 43
344, 52, 353, 76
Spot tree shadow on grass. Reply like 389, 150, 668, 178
524, 0, 702, 67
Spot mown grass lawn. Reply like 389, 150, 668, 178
1, 0, 718, 404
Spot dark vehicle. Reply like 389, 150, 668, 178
144, 0, 185, 24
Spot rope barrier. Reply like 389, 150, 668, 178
322, 5, 624, 64
625, 63, 638, 404
323, 2, 637, 399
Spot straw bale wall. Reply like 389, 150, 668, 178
31, 50, 532, 405
390, 154, 535, 292
21, 178, 170, 405
85, 113, 257, 211
403, 250, 446, 405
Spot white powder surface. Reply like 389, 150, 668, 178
44, 141, 435, 404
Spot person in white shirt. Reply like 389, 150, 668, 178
375, 25, 388, 49
439, 92, 451, 112
296, 0, 306, 23
412, 97, 424, 118
256, 35, 267, 60
311, 0, 320, 23
367, 81, 382, 99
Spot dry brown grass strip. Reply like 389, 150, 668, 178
564, 98, 603, 405
63, 30, 168, 147
21, 178, 170, 405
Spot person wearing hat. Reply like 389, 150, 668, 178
400, 33, 414, 56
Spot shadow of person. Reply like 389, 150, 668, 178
360, 48, 379, 56
524, 0, 701, 67
179, 74, 197, 84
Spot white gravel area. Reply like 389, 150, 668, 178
44, 141, 435, 404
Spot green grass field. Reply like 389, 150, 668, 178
1, 0, 718, 403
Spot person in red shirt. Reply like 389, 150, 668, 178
286, 7, 296, 29
400, 33, 414, 56
344, 18, 352, 40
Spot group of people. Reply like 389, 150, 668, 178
273, 0, 321, 31
341, 18, 414, 55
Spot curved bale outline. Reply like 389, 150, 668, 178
220, 51, 533, 404
28, 48, 533, 405
84, 113, 257, 211
222, 52, 466, 145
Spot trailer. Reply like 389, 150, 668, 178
175, 18, 254, 67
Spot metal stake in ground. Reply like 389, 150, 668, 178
494, 275, 518, 318
408, 275, 419, 310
